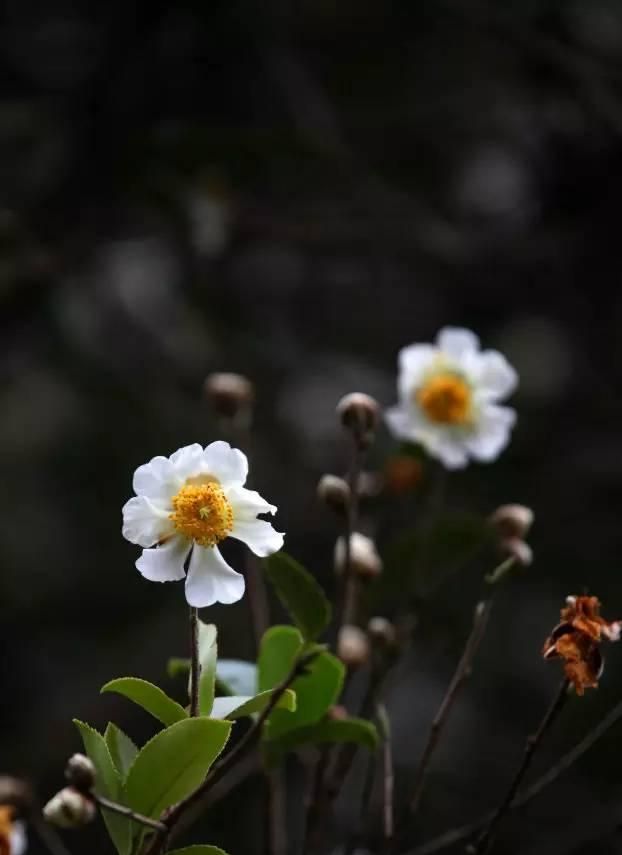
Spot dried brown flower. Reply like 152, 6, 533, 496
543, 595, 621, 694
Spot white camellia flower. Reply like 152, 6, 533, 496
122, 441, 284, 607
385, 327, 518, 469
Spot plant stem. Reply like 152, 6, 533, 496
31, 811, 74, 855
406, 692, 622, 855
189, 606, 200, 717
246, 553, 270, 651
335, 436, 364, 633
267, 768, 288, 855
94, 795, 168, 832
379, 704, 394, 852
146, 649, 320, 854
471, 678, 570, 854
409, 599, 493, 815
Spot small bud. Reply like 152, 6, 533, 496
337, 625, 370, 668
317, 474, 350, 514
43, 788, 95, 829
0, 777, 33, 813
336, 393, 380, 447
383, 455, 423, 495
65, 754, 96, 793
357, 470, 383, 499
327, 704, 348, 721
204, 372, 254, 420
367, 616, 397, 647
499, 536, 533, 567
489, 504, 534, 540
334, 533, 383, 579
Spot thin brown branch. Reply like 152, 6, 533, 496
189, 606, 200, 717
267, 768, 288, 855
471, 678, 570, 854
334, 436, 364, 633
409, 599, 493, 815
245, 553, 270, 651
379, 704, 394, 851
94, 794, 168, 832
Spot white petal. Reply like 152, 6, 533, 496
202, 440, 248, 486
437, 327, 480, 360
136, 536, 189, 582
133, 455, 178, 502
185, 545, 245, 607
230, 518, 284, 556
226, 484, 277, 520
465, 404, 516, 462
427, 435, 470, 469
397, 344, 437, 400
210, 696, 253, 719
385, 405, 412, 440
10, 823, 26, 855
122, 495, 173, 547
472, 350, 518, 401
169, 443, 206, 481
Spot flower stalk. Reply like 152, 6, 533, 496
189, 606, 200, 717
93, 794, 168, 833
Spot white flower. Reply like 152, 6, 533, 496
385, 327, 517, 469
0, 807, 26, 855
122, 441, 284, 607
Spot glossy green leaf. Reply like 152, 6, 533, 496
263, 552, 331, 641
210, 688, 296, 720
258, 626, 344, 740
167, 657, 191, 679
196, 622, 218, 716
166, 847, 229, 855
101, 677, 188, 727
74, 720, 131, 855
104, 723, 138, 780
124, 718, 231, 819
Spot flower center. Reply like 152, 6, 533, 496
416, 373, 472, 425
170, 481, 233, 547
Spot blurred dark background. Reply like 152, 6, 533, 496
2, 1, 622, 853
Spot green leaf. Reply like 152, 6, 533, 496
196, 622, 218, 716
210, 689, 296, 720
268, 716, 379, 752
104, 723, 138, 780
167, 657, 191, 679
74, 720, 131, 855
102, 678, 188, 727
124, 718, 231, 819
263, 552, 331, 641
166, 847, 229, 855
258, 626, 344, 740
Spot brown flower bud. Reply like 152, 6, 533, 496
204, 372, 254, 420
367, 616, 397, 647
0, 777, 33, 813
337, 625, 370, 668
336, 393, 380, 447
326, 704, 348, 721
317, 474, 350, 514
334, 533, 383, 579
43, 788, 96, 829
489, 504, 534, 540
499, 536, 533, 567
65, 754, 96, 793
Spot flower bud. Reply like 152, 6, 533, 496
334, 533, 383, 579
383, 455, 423, 495
337, 625, 370, 668
489, 504, 534, 540
65, 754, 96, 793
499, 536, 533, 567
336, 393, 380, 447
326, 704, 348, 721
43, 788, 95, 829
317, 474, 350, 514
0, 777, 32, 813
367, 616, 397, 648
204, 372, 254, 420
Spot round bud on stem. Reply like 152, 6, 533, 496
367, 616, 397, 648
489, 504, 534, 540
336, 393, 380, 448
499, 536, 533, 567
204, 372, 254, 420
317, 474, 350, 515
43, 788, 96, 828
65, 754, 96, 793
0, 777, 33, 814
334, 533, 383, 580
337, 625, 370, 668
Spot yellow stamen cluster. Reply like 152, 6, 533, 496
416, 373, 472, 425
170, 482, 233, 547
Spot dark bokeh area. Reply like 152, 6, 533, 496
3, 1, 622, 853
